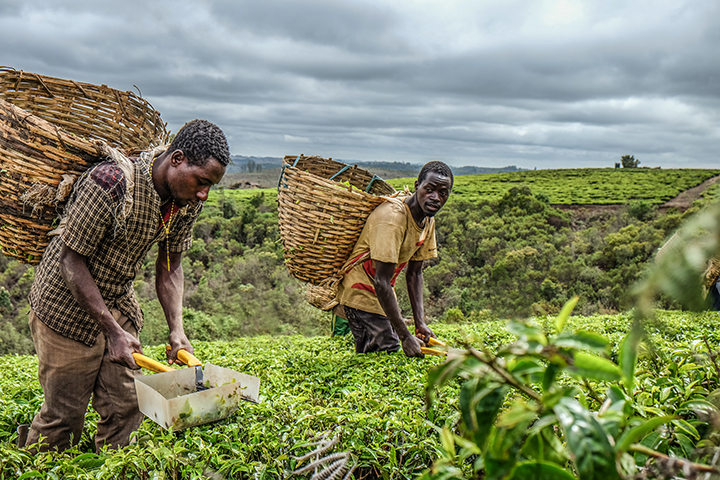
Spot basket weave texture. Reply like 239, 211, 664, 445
277, 155, 396, 288
0, 68, 168, 263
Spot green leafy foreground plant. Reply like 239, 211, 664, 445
421, 297, 720, 480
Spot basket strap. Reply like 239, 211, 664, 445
339, 250, 370, 277
278, 155, 302, 190
277, 164, 288, 190
328, 165, 350, 181
365, 175, 380, 193
314, 250, 371, 308
71, 80, 89, 97
33, 72, 54, 98
13, 70, 23, 91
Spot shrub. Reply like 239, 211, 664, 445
0, 287, 10, 312
628, 199, 656, 221
444, 307, 465, 323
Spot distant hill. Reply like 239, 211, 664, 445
227, 155, 525, 177
226, 156, 283, 173
451, 165, 526, 175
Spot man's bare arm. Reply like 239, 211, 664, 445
59, 243, 141, 368
374, 260, 425, 357
405, 260, 436, 344
156, 245, 193, 364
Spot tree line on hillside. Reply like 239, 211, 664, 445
0, 185, 702, 355
227, 156, 525, 176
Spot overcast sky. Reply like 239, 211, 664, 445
1, 0, 719, 169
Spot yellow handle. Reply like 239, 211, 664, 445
427, 337, 447, 347
133, 353, 174, 373
177, 349, 202, 367
166, 346, 202, 367
421, 347, 447, 357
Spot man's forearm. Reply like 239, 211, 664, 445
156, 250, 194, 361
374, 260, 413, 340
405, 260, 435, 343
59, 244, 121, 337
375, 282, 412, 340
374, 259, 426, 357
60, 243, 141, 368
155, 250, 185, 333
405, 266, 426, 327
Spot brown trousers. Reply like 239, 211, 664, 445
25, 309, 144, 452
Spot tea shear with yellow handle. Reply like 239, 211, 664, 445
420, 337, 448, 357
133, 348, 208, 390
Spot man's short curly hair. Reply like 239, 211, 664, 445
169, 119, 231, 167
418, 161, 453, 187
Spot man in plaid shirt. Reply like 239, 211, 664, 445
24, 119, 230, 452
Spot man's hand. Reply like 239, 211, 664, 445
401, 335, 426, 358
166, 330, 193, 365
414, 323, 436, 345
106, 327, 143, 369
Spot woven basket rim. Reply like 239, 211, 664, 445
0, 66, 162, 112
280, 154, 396, 196
0, 68, 168, 264
0, 66, 168, 149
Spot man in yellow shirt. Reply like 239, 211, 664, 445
336, 162, 453, 357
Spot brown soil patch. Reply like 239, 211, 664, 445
657, 174, 720, 212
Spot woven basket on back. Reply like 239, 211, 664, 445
0, 67, 168, 263
278, 155, 396, 305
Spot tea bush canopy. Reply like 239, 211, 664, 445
2, 311, 720, 478
389, 168, 720, 205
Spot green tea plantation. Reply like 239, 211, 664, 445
3, 310, 720, 479
388, 168, 720, 206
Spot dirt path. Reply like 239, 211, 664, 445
658, 174, 720, 212
554, 174, 720, 218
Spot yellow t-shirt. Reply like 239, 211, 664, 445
336, 199, 437, 316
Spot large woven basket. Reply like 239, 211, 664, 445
278, 155, 396, 288
0, 67, 168, 263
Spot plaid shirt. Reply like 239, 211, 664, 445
29, 153, 202, 346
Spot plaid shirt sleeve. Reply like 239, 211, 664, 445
61, 176, 118, 257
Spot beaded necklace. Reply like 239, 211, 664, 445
150, 156, 175, 271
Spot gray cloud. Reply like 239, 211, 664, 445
0, 0, 718, 169
210, 0, 404, 55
